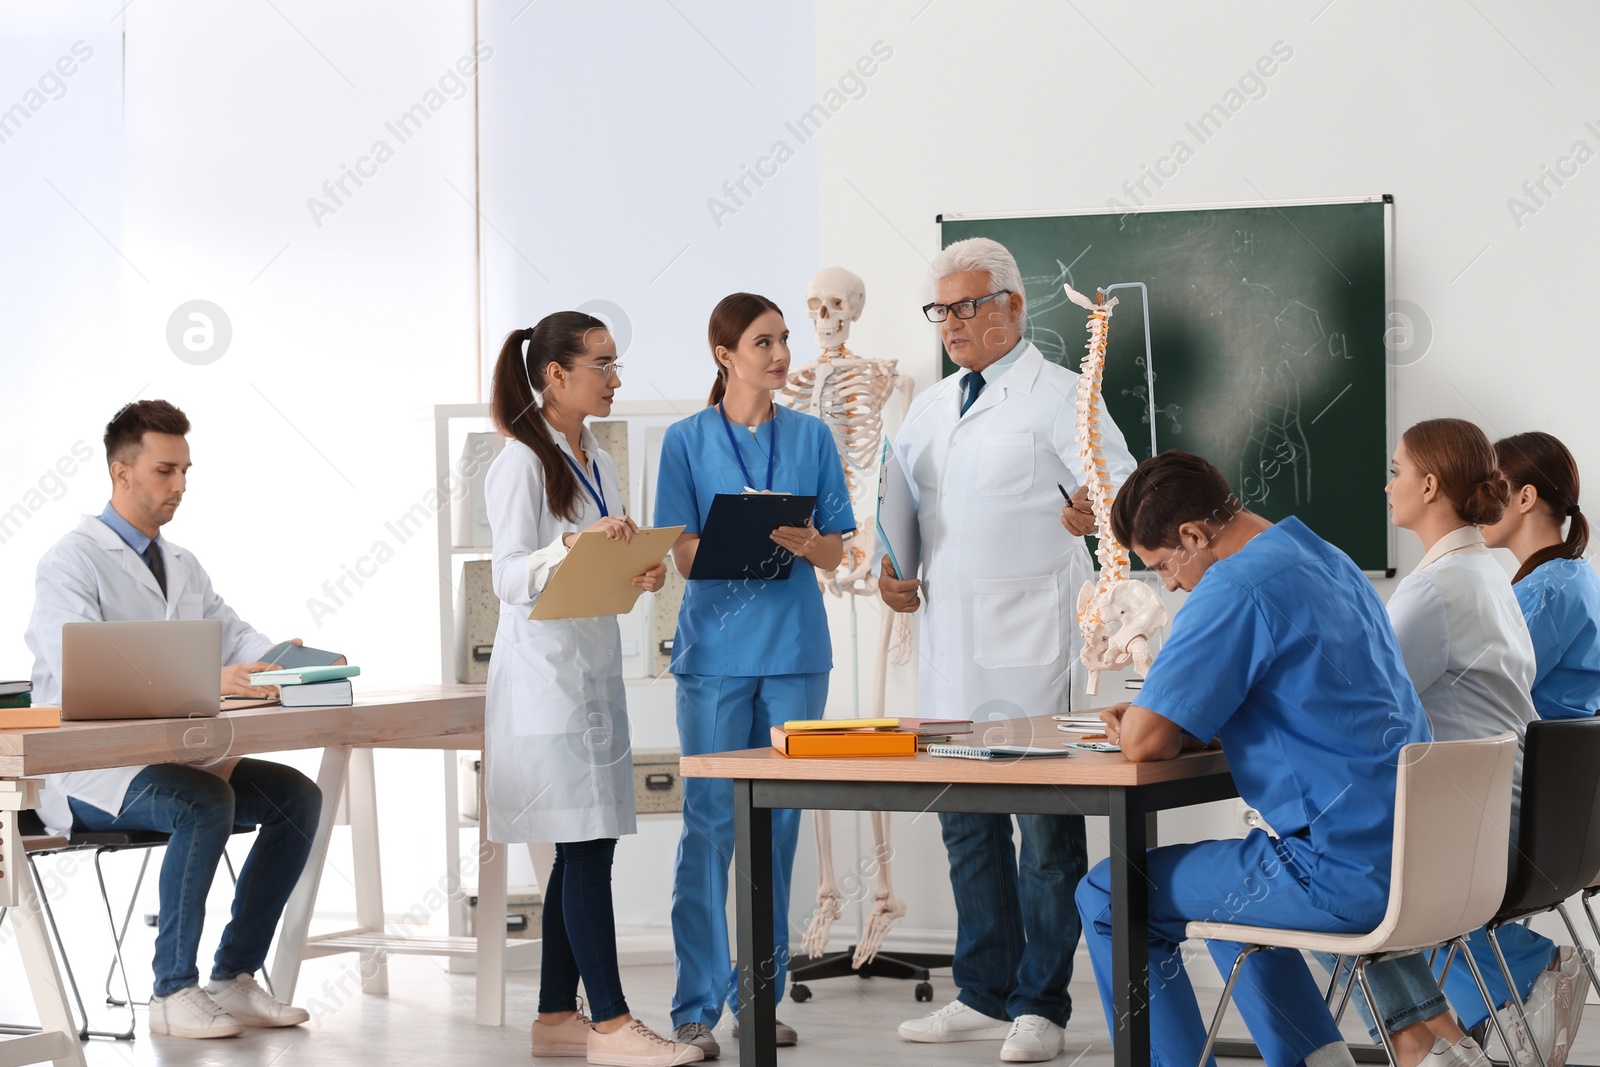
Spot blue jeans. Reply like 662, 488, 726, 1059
68, 759, 321, 997
939, 811, 1086, 1025
1076, 832, 1372, 1067
538, 839, 629, 1023
1437, 924, 1557, 1030
670, 672, 827, 1028
1314, 951, 1448, 1041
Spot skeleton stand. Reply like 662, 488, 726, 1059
781, 343, 946, 1003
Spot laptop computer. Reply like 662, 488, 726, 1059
61, 620, 222, 721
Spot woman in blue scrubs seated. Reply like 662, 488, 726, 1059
654, 293, 855, 1057
1341, 419, 1579, 1067
1484, 431, 1599, 721
1074, 449, 1430, 1067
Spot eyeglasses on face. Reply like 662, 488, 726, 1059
574, 361, 624, 376
922, 290, 1012, 323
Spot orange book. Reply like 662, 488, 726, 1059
771, 725, 917, 757
0, 705, 61, 729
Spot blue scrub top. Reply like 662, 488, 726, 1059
1136, 517, 1431, 926
1515, 558, 1600, 720
655, 404, 856, 677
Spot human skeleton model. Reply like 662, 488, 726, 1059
780, 267, 913, 967
1063, 284, 1169, 695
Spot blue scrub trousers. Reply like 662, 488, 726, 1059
1076, 832, 1368, 1067
670, 672, 828, 1028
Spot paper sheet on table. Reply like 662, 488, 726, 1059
875, 436, 920, 581
530, 525, 685, 620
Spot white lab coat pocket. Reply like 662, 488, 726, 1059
977, 433, 1034, 496
174, 593, 205, 620
972, 576, 1060, 669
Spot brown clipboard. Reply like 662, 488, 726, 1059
529, 525, 685, 621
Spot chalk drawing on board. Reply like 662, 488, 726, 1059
1019, 259, 1079, 360
1121, 356, 1182, 434
1240, 359, 1311, 508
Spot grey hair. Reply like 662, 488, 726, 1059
930, 237, 1026, 327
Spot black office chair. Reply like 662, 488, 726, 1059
0, 810, 257, 1041
1439, 717, 1600, 1067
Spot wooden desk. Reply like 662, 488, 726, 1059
681, 715, 1238, 1067
0, 685, 496, 1067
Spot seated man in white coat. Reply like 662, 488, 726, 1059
25, 400, 320, 1039
880, 238, 1136, 1063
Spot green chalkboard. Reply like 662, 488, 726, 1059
941, 198, 1394, 572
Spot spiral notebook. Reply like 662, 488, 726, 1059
925, 743, 1073, 760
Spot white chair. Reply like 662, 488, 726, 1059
1186, 732, 1519, 1067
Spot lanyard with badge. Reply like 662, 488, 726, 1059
717, 402, 778, 492
562, 454, 608, 517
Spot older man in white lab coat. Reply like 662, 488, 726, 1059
24, 400, 319, 1040
881, 238, 1136, 1063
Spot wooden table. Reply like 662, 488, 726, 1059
0, 685, 498, 1067
681, 715, 1238, 1067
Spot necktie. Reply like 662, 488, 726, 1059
960, 370, 986, 416
142, 540, 167, 599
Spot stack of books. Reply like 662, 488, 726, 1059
770, 717, 973, 758
247, 665, 361, 707
0, 681, 61, 728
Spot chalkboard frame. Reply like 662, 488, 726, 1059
936, 196, 1397, 576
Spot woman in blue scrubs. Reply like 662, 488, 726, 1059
655, 293, 855, 1055
1484, 432, 1599, 720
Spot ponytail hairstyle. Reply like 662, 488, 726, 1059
490, 311, 609, 523
1400, 418, 1512, 527
706, 292, 783, 406
1493, 431, 1589, 583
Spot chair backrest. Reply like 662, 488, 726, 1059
1379, 732, 1519, 950
1499, 717, 1600, 919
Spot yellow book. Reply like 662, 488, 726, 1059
781, 717, 899, 732
0, 705, 61, 729
771, 725, 916, 757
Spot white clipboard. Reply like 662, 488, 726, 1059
875, 437, 920, 581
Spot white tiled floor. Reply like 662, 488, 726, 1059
2, 953, 1597, 1067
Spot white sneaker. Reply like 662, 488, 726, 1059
204, 973, 310, 1027
1001, 1015, 1065, 1062
898, 999, 1012, 1043
1490, 965, 1557, 1067
1431, 1036, 1491, 1067
148, 985, 244, 1039
1548, 945, 1593, 1067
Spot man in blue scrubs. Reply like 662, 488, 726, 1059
1074, 450, 1431, 1067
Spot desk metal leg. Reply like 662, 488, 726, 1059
1110, 789, 1151, 1067
271, 746, 351, 1000
347, 748, 389, 995
733, 781, 775, 1067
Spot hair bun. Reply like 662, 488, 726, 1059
1460, 470, 1513, 525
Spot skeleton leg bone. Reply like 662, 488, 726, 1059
853, 810, 905, 968
800, 810, 842, 958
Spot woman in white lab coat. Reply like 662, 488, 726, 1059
483, 313, 700, 1067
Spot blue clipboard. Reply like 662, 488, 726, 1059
688, 493, 818, 581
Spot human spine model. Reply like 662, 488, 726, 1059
782, 267, 912, 965
1063, 284, 1168, 695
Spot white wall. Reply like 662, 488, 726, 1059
810, 0, 1600, 953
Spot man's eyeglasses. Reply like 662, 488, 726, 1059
922, 290, 1012, 323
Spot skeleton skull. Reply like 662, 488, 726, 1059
805, 266, 866, 351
